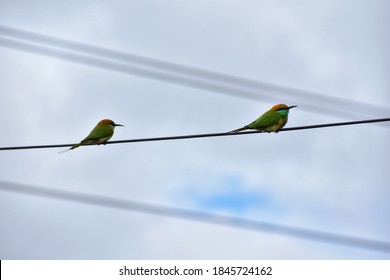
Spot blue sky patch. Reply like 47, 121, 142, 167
180, 176, 274, 214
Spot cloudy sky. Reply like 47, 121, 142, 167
0, 0, 389, 259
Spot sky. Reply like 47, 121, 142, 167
0, 0, 389, 259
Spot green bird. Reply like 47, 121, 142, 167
59, 119, 124, 154
230, 104, 297, 133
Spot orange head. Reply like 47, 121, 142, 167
270, 104, 297, 111
98, 119, 124, 127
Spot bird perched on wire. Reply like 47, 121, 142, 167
59, 119, 124, 154
229, 104, 297, 133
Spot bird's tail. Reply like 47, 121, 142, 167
58, 143, 81, 154
228, 126, 249, 133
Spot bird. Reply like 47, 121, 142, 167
229, 104, 297, 133
59, 119, 124, 154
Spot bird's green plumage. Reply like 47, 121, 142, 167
81, 125, 114, 144
246, 110, 285, 130
230, 104, 296, 133
59, 119, 123, 154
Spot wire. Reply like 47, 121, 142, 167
0, 180, 389, 253
0, 118, 388, 151
1, 25, 389, 120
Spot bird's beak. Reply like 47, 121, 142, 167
288, 105, 297, 110
115, 123, 124, 127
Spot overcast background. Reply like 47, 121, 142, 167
0, 0, 389, 259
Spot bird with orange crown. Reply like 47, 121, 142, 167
59, 119, 124, 153
230, 104, 297, 133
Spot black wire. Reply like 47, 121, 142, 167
0, 118, 388, 151
1, 25, 389, 119
0, 180, 389, 253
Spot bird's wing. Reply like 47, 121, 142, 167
247, 111, 280, 129
82, 126, 113, 143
